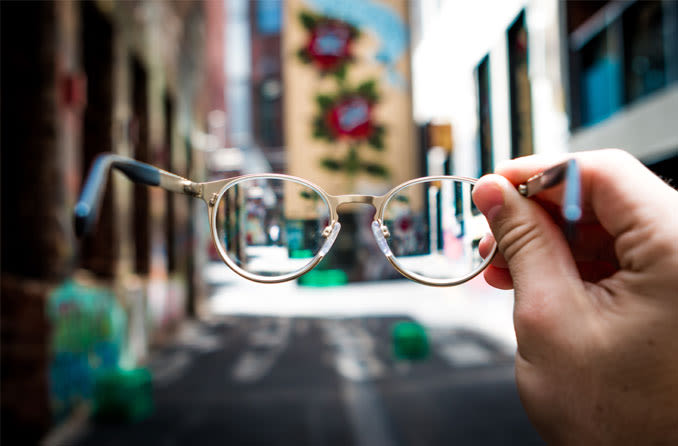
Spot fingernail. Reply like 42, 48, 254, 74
473, 179, 504, 222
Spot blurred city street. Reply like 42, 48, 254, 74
69, 267, 542, 446
2, 0, 676, 444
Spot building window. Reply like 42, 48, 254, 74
257, 0, 282, 35
475, 55, 493, 176
508, 10, 534, 159
254, 77, 283, 148
132, 58, 150, 275
567, 0, 678, 129
623, 1, 668, 103
81, 0, 117, 278
163, 93, 176, 274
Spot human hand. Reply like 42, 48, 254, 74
471, 149, 678, 445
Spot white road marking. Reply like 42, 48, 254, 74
175, 322, 222, 353
322, 320, 397, 446
437, 341, 493, 367
152, 351, 192, 387
232, 318, 291, 383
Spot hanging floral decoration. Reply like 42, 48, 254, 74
313, 81, 384, 147
297, 11, 359, 77
312, 80, 387, 178
297, 9, 389, 179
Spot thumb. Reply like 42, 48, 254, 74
472, 174, 580, 299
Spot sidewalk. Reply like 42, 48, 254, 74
204, 262, 517, 353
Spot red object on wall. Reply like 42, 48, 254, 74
326, 96, 373, 139
60, 73, 87, 110
306, 21, 354, 71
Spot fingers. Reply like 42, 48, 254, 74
480, 233, 508, 268
480, 229, 619, 289
472, 174, 582, 305
497, 150, 676, 240
483, 265, 514, 289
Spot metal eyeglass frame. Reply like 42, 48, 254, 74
75, 153, 579, 287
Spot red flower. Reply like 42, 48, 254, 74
397, 215, 412, 233
307, 21, 353, 71
326, 96, 373, 139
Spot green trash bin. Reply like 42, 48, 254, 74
392, 321, 429, 361
93, 368, 153, 422
297, 268, 348, 287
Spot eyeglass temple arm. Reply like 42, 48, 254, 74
518, 159, 582, 222
74, 153, 202, 237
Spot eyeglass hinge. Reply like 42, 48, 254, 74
182, 181, 203, 198
381, 225, 391, 239
321, 223, 333, 237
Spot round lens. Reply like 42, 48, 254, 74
380, 178, 492, 284
214, 177, 332, 279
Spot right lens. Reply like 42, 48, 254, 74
214, 177, 332, 279
380, 178, 491, 285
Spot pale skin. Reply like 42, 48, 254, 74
471, 149, 678, 445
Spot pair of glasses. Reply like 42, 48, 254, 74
75, 154, 580, 286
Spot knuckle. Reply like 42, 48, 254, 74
497, 219, 543, 264
514, 293, 551, 336
598, 148, 639, 168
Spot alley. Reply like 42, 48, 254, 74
73, 315, 542, 446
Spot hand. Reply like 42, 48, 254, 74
471, 149, 678, 445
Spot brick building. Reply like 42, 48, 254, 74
1, 0, 225, 442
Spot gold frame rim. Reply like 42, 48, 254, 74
203, 174, 497, 287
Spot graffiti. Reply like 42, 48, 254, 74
299, 9, 389, 179
307, 0, 409, 88
47, 280, 127, 421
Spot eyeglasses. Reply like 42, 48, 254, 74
75, 154, 579, 286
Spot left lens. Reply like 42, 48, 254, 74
214, 176, 331, 280
380, 178, 493, 285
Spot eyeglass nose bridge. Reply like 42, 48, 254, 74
327, 194, 386, 218
325, 193, 393, 258
327, 193, 384, 209
325, 193, 389, 228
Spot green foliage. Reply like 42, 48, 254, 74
348, 25, 361, 40
367, 125, 385, 150
297, 48, 311, 63
299, 11, 317, 30
357, 80, 379, 102
313, 116, 333, 140
363, 163, 389, 178
316, 94, 334, 110
321, 158, 342, 172
344, 146, 361, 175
300, 190, 314, 200
333, 63, 348, 82
321, 147, 389, 180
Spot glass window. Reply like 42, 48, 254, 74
623, 1, 666, 103
475, 55, 493, 176
257, 0, 282, 35
578, 27, 623, 126
508, 10, 534, 158
568, 0, 677, 129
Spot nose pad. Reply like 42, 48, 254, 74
371, 220, 393, 257
318, 222, 341, 256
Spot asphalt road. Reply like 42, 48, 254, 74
74, 316, 543, 446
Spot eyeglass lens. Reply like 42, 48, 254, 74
215, 177, 332, 278
215, 177, 489, 284
381, 179, 489, 283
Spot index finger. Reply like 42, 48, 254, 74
495, 149, 674, 240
